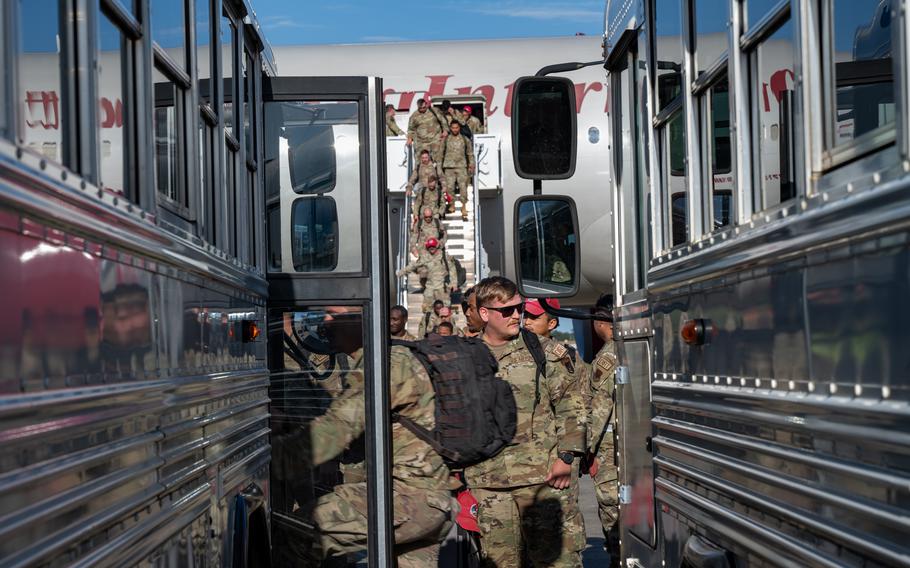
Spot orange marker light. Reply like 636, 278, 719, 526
681, 319, 706, 346
242, 320, 260, 342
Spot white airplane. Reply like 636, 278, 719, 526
273, 36, 614, 306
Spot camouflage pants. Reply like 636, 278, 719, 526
414, 139, 443, 164
444, 167, 471, 204
421, 284, 450, 313
473, 481, 585, 568
292, 480, 455, 567
593, 439, 620, 556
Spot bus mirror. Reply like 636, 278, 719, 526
513, 196, 580, 298
511, 76, 577, 180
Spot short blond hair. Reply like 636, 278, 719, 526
475, 276, 518, 308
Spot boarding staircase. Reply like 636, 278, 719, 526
390, 135, 499, 337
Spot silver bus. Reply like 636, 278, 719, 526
0, 0, 395, 565
509, 0, 909, 566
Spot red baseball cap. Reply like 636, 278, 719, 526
425, 237, 439, 249
525, 298, 560, 316
456, 489, 479, 532
462, 105, 472, 113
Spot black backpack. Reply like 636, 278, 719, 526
392, 336, 517, 469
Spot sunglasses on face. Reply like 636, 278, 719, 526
483, 302, 525, 318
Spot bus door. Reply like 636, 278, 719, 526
261, 77, 393, 566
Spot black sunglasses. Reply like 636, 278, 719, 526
483, 302, 525, 317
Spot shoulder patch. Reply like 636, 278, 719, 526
595, 354, 617, 374
551, 343, 568, 359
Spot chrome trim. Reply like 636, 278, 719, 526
366, 77, 393, 566
740, 0, 790, 52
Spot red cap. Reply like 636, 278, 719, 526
425, 237, 439, 249
525, 298, 560, 316
456, 489, 479, 533
463, 105, 472, 113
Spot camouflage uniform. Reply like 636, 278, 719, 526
466, 114, 486, 134
442, 131, 475, 206
417, 311, 440, 339
411, 217, 447, 251
386, 112, 404, 136
465, 333, 587, 567
391, 330, 418, 342
292, 346, 458, 567
408, 107, 448, 163
407, 160, 446, 194
585, 341, 619, 555
412, 183, 447, 219
398, 251, 458, 314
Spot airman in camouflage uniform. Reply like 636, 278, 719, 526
406, 149, 447, 196
287, 336, 459, 567
411, 176, 447, 220
467, 277, 587, 568
386, 103, 404, 136
585, 298, 620, 567
410, 208, 447, 252
390, 305, 417, 342
463, 105, 487, 134
442, 121, 475, 221
397, 241, 458, 316
407, 98, 448, 163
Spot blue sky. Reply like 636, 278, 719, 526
250, 0, 603, 45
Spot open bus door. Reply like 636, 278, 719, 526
261, 76, 394, 566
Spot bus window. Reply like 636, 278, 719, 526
98, 9, 128, 196
662, 112, 688, 247
694, 0, 730, 77
153, 68, 180, 204
826, 0, 895, 153
291, 197, 338, 272
707, 77, 732, 229
654, 0, 683, 112
18, 0, 67, 167
749, 17, 796, 210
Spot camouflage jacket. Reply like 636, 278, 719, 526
412, 184, 446, 218
408, 108, 447, 143
584, 342, 617, 453
442, 133, 475, 170
407, 161, 446, 192
464, 333, 586, 489
399, 251, 457, 292
307, 346, 455, 490
465, 114, 485, 134
386, 113, 404, 136
391, 330, 417, 342
410, 217, 446, 250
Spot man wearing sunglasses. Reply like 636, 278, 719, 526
464, 276, 587, 567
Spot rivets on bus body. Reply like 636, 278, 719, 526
808, 382, 815, 392
822, 192, 829, 202
764, 215, 770, 223
740, 378, 746, 386
714, 376, 720, 384
788, 381, 795, 390
725, 377, 731, 385
873, 172, 881, 184
882, 386, 891, 399
755, 378, 761, 387
801, 200, 808, 210
771, 379, 778, 389
903, 160, 910, 172
854, 384, 863, 397
847, 183, 854, 193
830, 383, 838, 394
782, 208, 789, 217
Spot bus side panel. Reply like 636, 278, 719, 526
0, 191, 269, 566
648, 228, 910, 567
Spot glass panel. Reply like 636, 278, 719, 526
264, 100, 362, 273
707, 77, 732, 229
694, 0, 730, 76
18, 0, 65, 163
151, 0, 187, 70
196, 0, 211, 104
751, 20, 796, 209
513, 79, 575, 177
291, 197, 338, 272
221, 11, 234, 132
269, 307, 368, 566
244, 51, 253, 156
664, 112, 687, 247
98, 12, 127, 195
153, 68, 179, 202
635, 36, 653, 267
747, 0, 785, 30
613, 58, 641, 294
619, 340, 655, 546
654, 0, 683, 111
225, 148, 236, 254
830, 0, 895, 147
268, 204, 281, 269
516, 198, 578, 296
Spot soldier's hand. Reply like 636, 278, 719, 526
406, 138, 413, 146
405, 186, 412, 196
469, 166, 475, 174
545, 460, 573, 490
